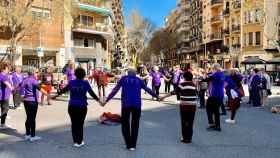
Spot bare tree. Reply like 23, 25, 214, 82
126, 9, 155, 67
0, 0, 79, 64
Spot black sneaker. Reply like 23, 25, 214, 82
206, 125, 216, 131
214, 127, 222, 132
180, 139, 192, 144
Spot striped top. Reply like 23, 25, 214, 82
171, 81, 198, 106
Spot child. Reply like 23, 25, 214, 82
53, 67, 102, 148
160, 71, 197, 143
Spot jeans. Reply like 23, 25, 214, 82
68, 106, 88, 144
24, 101, 38, 137
206, 97, 222, 128
180, 105, 196, 141
121, 107, 141, 149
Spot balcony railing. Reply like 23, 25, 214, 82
231, 25, 240, 32
210, 0, 223, 6
73, 23, 111, 33
223, 28, 230, 36
210, 33, 223, 40
232, 1, 241, 10
211, 15, 223, 23
223, 8, 230, 16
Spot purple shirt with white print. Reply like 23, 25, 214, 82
149, 71, 163, 86
0, 72, 12, 101
21, 75, 40, 102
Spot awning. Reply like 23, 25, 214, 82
266, 57, 280, 64
72, 28, 113, 39
241, 57, 266, 64
79, 3, 114, 20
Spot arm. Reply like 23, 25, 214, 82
141, 80, 159, 99
160, 90, 177, 101
4, 81, 13, 91
105, 79, 122, 103
86, 82, 100, 101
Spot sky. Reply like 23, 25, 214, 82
123, 0, 177, 28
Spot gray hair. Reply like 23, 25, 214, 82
127, 67, 137, 76
212, 63, 221, 70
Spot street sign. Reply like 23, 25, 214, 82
36, 47, 44, 57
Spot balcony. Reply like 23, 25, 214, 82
78, 1, 113, 18
210, 33, 223, 41
223, 8, 230, 17
231, 43, 241, 52
210, 0, 223, 8
211, 15, 223, 24
232, 1, 241, 11
72, 23, 113, 38
231, 25, 240, 32
223, 28, 230, 36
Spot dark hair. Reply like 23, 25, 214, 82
183, 71, 193, 81
0, 62, 10, 72
75, 68, 86, 80
253, 68, 259, 73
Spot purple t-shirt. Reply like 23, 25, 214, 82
0, 73, 12, 101
150, 72, 162, 86
173, 70, 182, 84
65, 68, 75, 81
21, 76, 40, 102
12, 72, 24, 90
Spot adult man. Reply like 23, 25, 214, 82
205, 64, 225, 131
103, 67, 159, 151
259, 68, 271, 106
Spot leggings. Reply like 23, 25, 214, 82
24, 101, 38, 137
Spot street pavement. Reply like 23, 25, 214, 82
0, 84, 280, 158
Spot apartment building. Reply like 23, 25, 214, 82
241, 0, 280, 69
0, 0, 65, 67
189, 0, 203, 67
223, 0, 241, 68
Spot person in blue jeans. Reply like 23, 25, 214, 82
54, 68, 102, 148
102, 67, 159, 151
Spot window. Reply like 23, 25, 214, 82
80, 15, 93, 27
74, 38, 95, 48
255, 32, 261, 45
249, 32, 253, 45
278, 3, 280, 16
255, 9, 262, 23
74, 38, 84, 47
243, 33, 246, 46
31, 7, 51, 19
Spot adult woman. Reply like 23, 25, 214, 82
225, 68, 243, 124
41, 67, 53, 105
54, 68, 102, 147
149, 66, 168, 97
21, 68, 48, 141
0, 63, 13, 129
11, 65, 24, 109
250, 68, 262, 107
65, 62, 76, 83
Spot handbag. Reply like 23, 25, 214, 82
237, 86, 245, 97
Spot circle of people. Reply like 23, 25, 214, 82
0, 61, 271, 150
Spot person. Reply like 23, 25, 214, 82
204, 63, 225, 132
149, 66, 169, 97
102, 67, 159, 151
40, 67, 53, 105
160, 71, 197, 143
247, 69, 254, 104
164, 68, 172, 93
65, 61, 76, 84
53, 67, 102, 148
250, 68, 262, 107
0, 63, 13, 129
172, 65, 183, 101
259, 68, 271, 106
92, 67, 114, 99
11, 65, 24, 109
197, 69, 208, 108
224, 68, 243, 124
21, 68, 49, 142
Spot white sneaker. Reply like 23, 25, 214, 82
30, 136, 41, 142
73, 141, 85, 148
129, 148, 136, 151
225, 119, 236, 124
24, 135, 31, 141
0, 124, 14, 130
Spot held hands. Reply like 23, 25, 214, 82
98, 100, 107, 107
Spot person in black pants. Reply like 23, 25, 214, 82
54, 68, 101, 148
103, 68, 159, 151
164, 68, 172, 93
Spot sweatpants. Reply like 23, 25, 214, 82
24, 101, 38, 137
121, 107, 141, 149
68, 106, 88, 144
